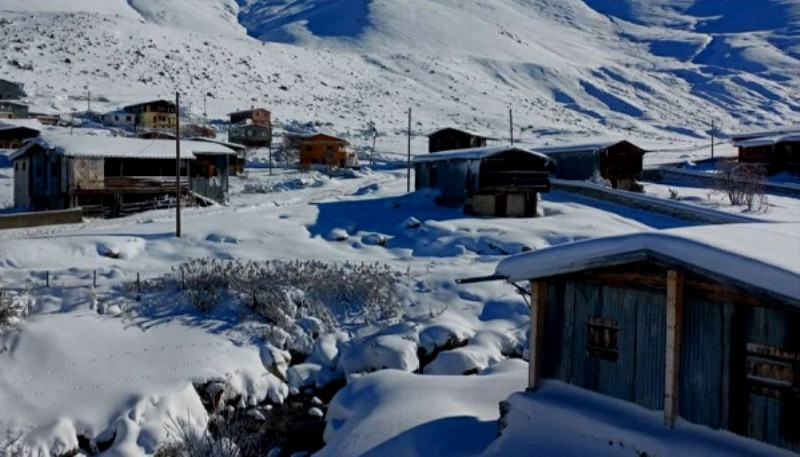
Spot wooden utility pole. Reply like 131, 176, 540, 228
711, 120, 715, 159
509, 108, 514, 145
407, 108, 412, 192
203, 94, 208, 119
175, 92, 182, 238
87, 91, 91, 114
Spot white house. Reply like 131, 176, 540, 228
101, 110, 137, 129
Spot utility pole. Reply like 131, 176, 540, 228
711, 119, 715, 160
203, 94, 208, 119
87, 91, 91, 114
407, 108, 412, 193
175, 92, 182, 238
509, 108, 514, 146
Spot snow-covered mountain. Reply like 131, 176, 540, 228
0, 0, 798, 148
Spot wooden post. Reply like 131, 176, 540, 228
175, 92, 182, 238
45, 270, 49, 288
528, 280, 547, 391
93, 270, 97, 288
136, 272, 141, 292
665, 269, 684, 427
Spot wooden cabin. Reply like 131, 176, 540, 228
123, 100, 177, 131
229, 108, 271, 126
0, 101, 29, 119
735, 133, 800, 175
0, 79, 26, 100
413, 146, 553, 217
190, 137, 247, 175
534, 140, 645, 191
0, 123, 39, 149
10, 135, 234, 215
286, 133, 359, 168
428, 127, 494, 153
491, 223, 800, 453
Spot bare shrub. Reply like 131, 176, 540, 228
716, 163, 768, 211
175, 260, 404, 331
0, 289, 25, 329
157, 414, 263, 457
668, 188, 680, 200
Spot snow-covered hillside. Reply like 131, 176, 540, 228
1, 0, 798, 151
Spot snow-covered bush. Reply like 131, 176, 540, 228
0, 289, 27, 328
175, 259, 405, 331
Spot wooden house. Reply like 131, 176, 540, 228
122, 100, 177, 131
534, 140, 646, 191
190, 137, 247, 175
286, 133, 359, 168
491, 223, 800, 453
229, 122, 271, 149
229, 108, 271, 126
10, 135, 234, 215
734, 133, 800, 175
0, 122, 40, 149
0, 101, 29, 119
0, 79, 26, 100
428, 127, 495, 153
413, 146, 553, 217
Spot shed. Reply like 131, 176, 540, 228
10, 135, 234, 214
491, 223, 800, 453
534, 140, 645, 190
734, 133, 800, 175
0, 123, 40, 149
413, 146, 553, 217
286, 133, 359, 168
428, 127, 495, 153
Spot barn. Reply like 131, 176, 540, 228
10, 135, 235, 215
734, 133, 800, 175
413, 146, 553, 217
490, 223, 800, 453
534, 140, 645, 190
428, 127, 496, 153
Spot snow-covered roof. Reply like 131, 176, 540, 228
0, 99, 28, 107
0, 121, 40, 133
734, 133, 800, 148
495, 223, 800, 303
189, 137, 247, 151
532, 139, 642, 156
413, 146, 552, 163
730, 125, 800, 142
427, 127, 498, 140
9, 134, 235, 161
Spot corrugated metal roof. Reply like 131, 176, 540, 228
9, 134, 235, 161
495, 222, 800, 303
427, 126, 498, 140
412, 146, 552, 163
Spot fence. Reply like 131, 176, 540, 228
0, 208, 84, 230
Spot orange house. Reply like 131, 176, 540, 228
290, 133, 358, 168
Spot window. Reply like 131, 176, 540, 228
587, 317, 619, 361
747, 343, 799, 400
22, 162, 25, 171
115, 115, 119, 121
14, 162, 18, 171
306, 145, 312, 152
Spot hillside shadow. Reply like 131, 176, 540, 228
239, 0, 372, 42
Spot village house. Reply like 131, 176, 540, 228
229, 108, 271, 126
534, 140, 646, 191
101, 110, 137, 130
0, 121, 40, 149
0, 79, 26, 100
10, 134, 234, 215
122, 99, 177, 131
428, 127, 495, 153
734, 133, 800, 175
189, 137, 247, 175
285, 132, 359, 168
0, 100, 29, 119
489, 223, 800, 453
228, 108, 272, 149
413, 146, 553, 217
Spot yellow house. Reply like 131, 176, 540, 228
122, 100, 177, 131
